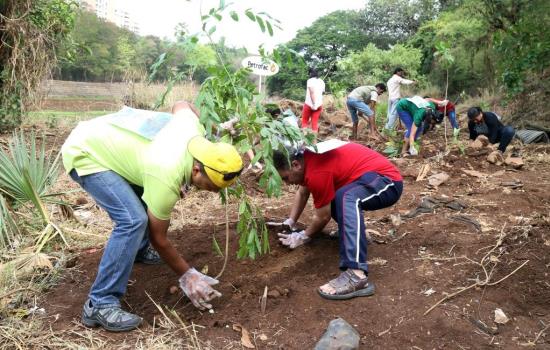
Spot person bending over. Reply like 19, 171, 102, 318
272, 141, 402, 300
62, 104, 243, 332
346, 84, 387, 140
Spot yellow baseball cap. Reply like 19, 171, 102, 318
188, 136, 243, 188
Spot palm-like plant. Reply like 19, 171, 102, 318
0, 194, 20, 250
0, 131, 60, 220
0, 131, 66, 252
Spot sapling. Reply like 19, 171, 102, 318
434, 42, 455, 148
152, 2, 312, 261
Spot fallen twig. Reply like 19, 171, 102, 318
519, 323, 550, 347
0, 287, 35, 300
424, 225, 530, 315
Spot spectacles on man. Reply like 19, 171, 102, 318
203, 164, 243, 181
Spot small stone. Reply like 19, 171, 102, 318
504, 156, 524, 169
469, 139, 484, 149
494, 308, 509, 324
267, 290, 281, 298
75, 197, 88, 205
477, 135, 490, 147
487, 150, 505, 166
169, 286, 179, 295
428, 172, 450, 187
314, 318, 360, 350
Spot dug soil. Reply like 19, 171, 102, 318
43, 120, 550, 349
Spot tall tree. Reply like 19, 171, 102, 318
357, 0, 442, 48
267, 10, 368, 98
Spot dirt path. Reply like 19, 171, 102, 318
43, 137, 550, 349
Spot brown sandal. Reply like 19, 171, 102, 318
318, 270, 375, 300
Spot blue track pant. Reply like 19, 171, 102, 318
331, 172, 403, 273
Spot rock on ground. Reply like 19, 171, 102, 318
314, 318, 360, 350
504, 155, 524, 169
487, 150, 505, 165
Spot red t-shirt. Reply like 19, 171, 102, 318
302, 143, 402, 208
436, 101, 455, 114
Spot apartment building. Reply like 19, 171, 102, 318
78, 0, 140, 34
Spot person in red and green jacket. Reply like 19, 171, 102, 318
396, 96, 437, 156
424, 96, 459, 137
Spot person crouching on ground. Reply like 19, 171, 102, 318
61, 104, 243, 332
346, 84, 387, 140
396, 96, 437, 156
272, 141, 403, 300
424, 96, 460, 138
467, 106, 515, 153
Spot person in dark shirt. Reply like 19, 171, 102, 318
467, 107, 515, 153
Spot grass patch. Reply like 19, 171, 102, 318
27, 110, 113, 120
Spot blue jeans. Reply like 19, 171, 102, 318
69, 170, 150, 307
496, 126, 515, 152
447, 110, 459, 129
330, 172, 403, 273
346, 97, 373, 123
384, 98, 399, 129
397, 109, 423, 140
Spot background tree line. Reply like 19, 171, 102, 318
53, 0, 550, 101
267, 0, 549, 101
55, 9, 247, 83
1, 0, 548, 132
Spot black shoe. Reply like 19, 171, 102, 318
135, 244, 163, 265
82, 300, 142, 332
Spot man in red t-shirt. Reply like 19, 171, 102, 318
273, 142, 403, 300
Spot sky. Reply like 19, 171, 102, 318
124, 0, 366, 52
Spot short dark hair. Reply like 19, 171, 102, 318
375, 83, 387, 92
308, 68, 318, 78
273, 149, 304, 171
393, 67, 405, 75
467, 107, 483, 120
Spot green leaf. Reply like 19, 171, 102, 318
238, 201, 247, 215
208, 26, 216, 35
266, 20, 273, 36
256, 16, 265, 32
230, 11, 239, 21
245, 9, 256, 22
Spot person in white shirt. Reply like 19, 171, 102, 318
385, 68, 415, 130
301, 68, 325, 134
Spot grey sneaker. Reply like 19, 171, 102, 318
135, 244, 163, 265
82, 300, 142, 332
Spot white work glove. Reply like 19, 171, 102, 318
438, 100, 449, 107
278, 230, 310, 249
283, 217, 297, 230
409, 145, 418, 156
178, 268, 222, 310
219, 117, 239, 135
